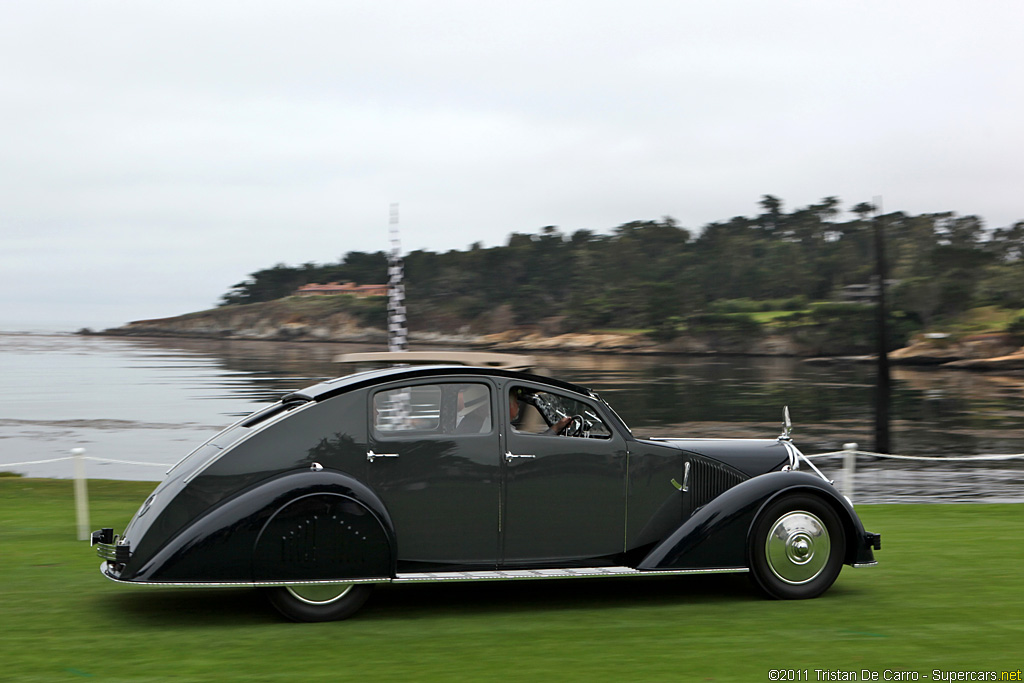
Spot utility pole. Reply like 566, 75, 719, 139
387, 203, 407, 353
873, 198, 891, 453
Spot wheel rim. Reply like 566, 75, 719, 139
285, 583, 356, 605
764, 511, 830, 585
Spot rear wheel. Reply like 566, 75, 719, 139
265, 583, 374, 622
749, 494, 845, 600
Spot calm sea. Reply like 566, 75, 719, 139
2, 329, 1023, 502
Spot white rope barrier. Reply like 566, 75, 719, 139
802, 443, 1024, 504
807, 450, 1024, 462
0, 456, 75, 467
1, 456, 172, 468
0, 449, 174, 542
5, 450, 1021, 470
83, 456, 174, 467
3, 444, 1022, 531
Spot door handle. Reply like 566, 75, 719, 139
672, 462, 691, 492
505, 451, 536, 463
367, 450, 400, 463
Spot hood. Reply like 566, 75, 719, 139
640, 437, 790, 479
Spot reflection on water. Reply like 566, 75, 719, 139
1, 332, 1022, 501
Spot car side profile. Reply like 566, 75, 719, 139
93, 365, 880, 621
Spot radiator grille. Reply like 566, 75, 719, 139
687, 456, 747, 514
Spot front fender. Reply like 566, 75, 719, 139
122, 470, 395, 583
637, 471, 875, 570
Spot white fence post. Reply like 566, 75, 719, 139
842, 443, 858, 503
72, 448, 89, 541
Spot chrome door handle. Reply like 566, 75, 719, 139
367, 450, 400, 463
672, 461, 691, 492
505, 451, 536, 463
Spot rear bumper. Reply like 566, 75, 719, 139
91, 527, 130, 570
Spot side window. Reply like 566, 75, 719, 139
373, 383, 492, 435
454, 384, 492, 434
508, 387, 612, 439
374, 385, 442, 433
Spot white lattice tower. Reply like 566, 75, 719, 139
387, 203, 407, 353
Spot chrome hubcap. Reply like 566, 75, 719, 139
765, 511, 830, 585
286, 583, 355, 605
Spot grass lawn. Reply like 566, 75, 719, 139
1, 479, 1021, 682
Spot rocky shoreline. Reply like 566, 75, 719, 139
86, 310, 844, 357
888, 333, 1024, 370
91, 316, 663, 354
86, 302, 1024, 370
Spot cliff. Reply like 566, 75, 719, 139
93, 298, 852, 356
95, 298, 1024, 366
101, 297, 390, 343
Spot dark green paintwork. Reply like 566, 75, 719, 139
101, 365, 876, 585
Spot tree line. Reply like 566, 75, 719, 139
219, 196, 1024, 341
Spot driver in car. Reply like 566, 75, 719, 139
509, 389, 573, 435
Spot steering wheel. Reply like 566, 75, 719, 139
559, 415, 585, 437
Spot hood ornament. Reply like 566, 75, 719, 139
776, 406, 834, 485
779, 406, 793, 441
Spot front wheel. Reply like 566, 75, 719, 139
265, 583, 374, 622
749, 494, 845, 600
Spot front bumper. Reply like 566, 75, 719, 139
850, 530, 882, 567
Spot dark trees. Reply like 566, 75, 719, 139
217, 198, 1022, 337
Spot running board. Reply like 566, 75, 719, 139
394, 566, 748, 583
100, 562, 746, 587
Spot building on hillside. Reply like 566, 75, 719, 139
295, 282, 388, 297
837, 281, 900, 303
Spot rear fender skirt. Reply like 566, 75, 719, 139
123, 470, 395, 583
251, 492, 393, 581
637, 471, 873, 571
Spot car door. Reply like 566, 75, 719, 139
367, 379, 500, 570
500, 383, 628, 566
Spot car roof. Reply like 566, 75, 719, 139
283, 365, 598, 403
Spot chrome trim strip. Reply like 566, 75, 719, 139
645, 437, 778, 443
851, 562, 879, 568
99, 563, 388, 587
95, 544, 118, 561
100, 563, 747, 587
393, 567, 748, 582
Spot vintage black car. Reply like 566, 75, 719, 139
93, 365, 880, 621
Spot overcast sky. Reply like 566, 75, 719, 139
2, 1, 1021, 327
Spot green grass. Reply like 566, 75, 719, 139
2, 479, 1022, 682
931, 305, 1022, 338
588, 328, 653, 336
746, 310, 809, 324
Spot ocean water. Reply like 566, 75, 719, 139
0, 330, 344, 480
2, 329, 1022, 501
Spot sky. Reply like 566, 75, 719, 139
2, 1, 1022, 328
